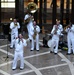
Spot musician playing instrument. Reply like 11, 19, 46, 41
50, 20, 63, 54
12, 34, 27, 70
10, 18, 20, 49
24, 11, 34, 40
65, 22, 74, 55
30, 21, 40, 51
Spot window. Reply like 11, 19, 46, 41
1, 0, 15, 8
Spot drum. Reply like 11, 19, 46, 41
43, 34, 52, 47
47, 39, 52, 48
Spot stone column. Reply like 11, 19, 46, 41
34, 0, 38, 23
39, 0, 43, 32
71, 0, 74, 24
43, 0, 47, 23
15, 0, 24, 32
52, 0, 57, 25
15, 0, 24, 20
60, 0, 64, 25
0, 0, 1, 23
66, 0, 70, 25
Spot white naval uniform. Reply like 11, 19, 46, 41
10, 22, 20, 48
51, 24, 63, 53
12, 38, 27, 69
65, 24, 74, 54
24, 14, 33, 40
29, 25, 40, 50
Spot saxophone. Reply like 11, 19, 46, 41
33, 26, 37, 39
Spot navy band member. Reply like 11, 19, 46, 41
65, 23, 74, 55
29, 21, 40, 51
12, 34, 27, 70
10, 18, 20, 48
50, 20, 63, 54
24, 11, 34, 40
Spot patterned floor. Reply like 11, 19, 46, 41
0, 34, 74, 75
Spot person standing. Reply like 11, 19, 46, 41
12, 34, 27, 70
29, 21, 40, 51
50, 20, 63, 54
65, 23, 74, 55
24, 11, 34, 40
10, 18, 20, 49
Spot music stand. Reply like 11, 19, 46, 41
3, 35, 9, 61
3, 23, 10, 61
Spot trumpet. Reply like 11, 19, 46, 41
14, 22, 17, 26
64, 25, 71, 31
64, 22, 72, 30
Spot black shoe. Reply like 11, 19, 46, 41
54, 53, 57, 55
36, 50, 39, 51
10, 47, 13, 49
12, 68, 16, 70
20, 68, 24, 70
66, 53, 71, 55
30, 50, 34, 51
50, 51, 53, 53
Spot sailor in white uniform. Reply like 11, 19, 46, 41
24, 11, 34, 40
29, 21, 40, 51
12, 34, 27, 70
50, 20, 63, 54
10, 19, 20, 48
65, 23, 74, 55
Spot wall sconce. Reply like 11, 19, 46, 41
10, 18, 12, 21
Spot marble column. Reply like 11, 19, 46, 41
52, 0, 57, 25
60, 0, 64, 25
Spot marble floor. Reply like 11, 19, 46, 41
0, 34, 74, 75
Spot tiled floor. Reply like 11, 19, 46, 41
0, 34, 74, 75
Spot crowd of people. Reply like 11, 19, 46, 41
9, 10, 74, 70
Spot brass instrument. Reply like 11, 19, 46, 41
25, 2, 38, 24
64, 25, 71, 31
64, 22, 72, 31
27, 2, 38, 14
14, 22, 17, 26
25, 16, 31, 24
33, 26, 37, 39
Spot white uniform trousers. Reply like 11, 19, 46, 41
10, 32, 18, 48
67, 37, 74, 54
31, 34, 39, 50
27, 21, 33, 40
12, 51, 24, 69
51, 38, 59, 53
36, 34, 39, 50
